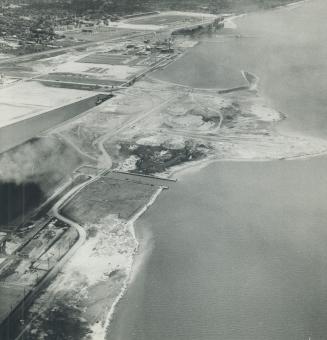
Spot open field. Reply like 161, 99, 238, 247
78, 53, 149, 66
0, 11, 221, 339
0, 103, 46, 123
49, 59, 146, 81
2, 8, 325, 339
62, 175, 158, 223
79, 53, 132, 65
106, 171, 176, 187
0, 286, 26, 323
0, 92, 108, 154
54, 84, 173, 158
62, 28, 139, 43
19, 170, 165, 339
127, 13, 211, 26
0, 82, 92, 128
37, 73, 125, 86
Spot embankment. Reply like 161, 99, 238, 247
0, 93, 111, 155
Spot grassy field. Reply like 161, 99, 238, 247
38, 73, 125, 86
62, 176, 158, 223
63, 28, 137, 42
128, 14, 203, 25
0, 286, 26, 323
78, 53, 149, 67
78, 53, 132, 65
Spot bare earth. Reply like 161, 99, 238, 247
2, 9, 327, 340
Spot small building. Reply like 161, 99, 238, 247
82, 28, 93, 33
161, 48, 174, 53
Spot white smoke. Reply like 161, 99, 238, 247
0, 137, 82, 186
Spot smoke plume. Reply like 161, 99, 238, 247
0, 136, 83, 189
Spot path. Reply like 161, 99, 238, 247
95, 95, 177, 169
13, 175, 100, 340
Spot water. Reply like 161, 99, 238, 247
110, 159, 327, 340
154, 0, 327, 138
108, 1, 327, 339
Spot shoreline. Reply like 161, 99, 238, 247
98, 0, 326, 333
10, 0, 322, 337
166, 144, 327, 182
92, 1, 327, 340
275, 0, 310, 10
99, 140, 327, 339
223, 0, 310, 30
96, 0, 326, 335
92, 186, 164, 340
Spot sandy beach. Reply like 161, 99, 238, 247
7, 1, 327, 339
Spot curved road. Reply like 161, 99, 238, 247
13, 70, 177, 340
13, 176, 100, 340
95, 95, 177, 169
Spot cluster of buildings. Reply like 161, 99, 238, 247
0, 4, 58, 55
125, 36, 174, 56
0, 2, 122, 55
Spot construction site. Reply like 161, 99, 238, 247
0, 11, 223, 340
1, 8, 326, 340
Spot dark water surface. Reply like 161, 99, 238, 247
109, 2, 327, 340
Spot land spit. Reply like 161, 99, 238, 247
1, 7, 327, 340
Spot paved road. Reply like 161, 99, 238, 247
12, 177, 98, 340
96, 95, 177, 170
56, 132, 98, 163
4, 21, 191, 339
0, 31, 150, 67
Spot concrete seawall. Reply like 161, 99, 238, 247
0, 93, 111, 155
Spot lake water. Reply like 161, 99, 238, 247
154, 0, 327, 138
108, 1, 327, 340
